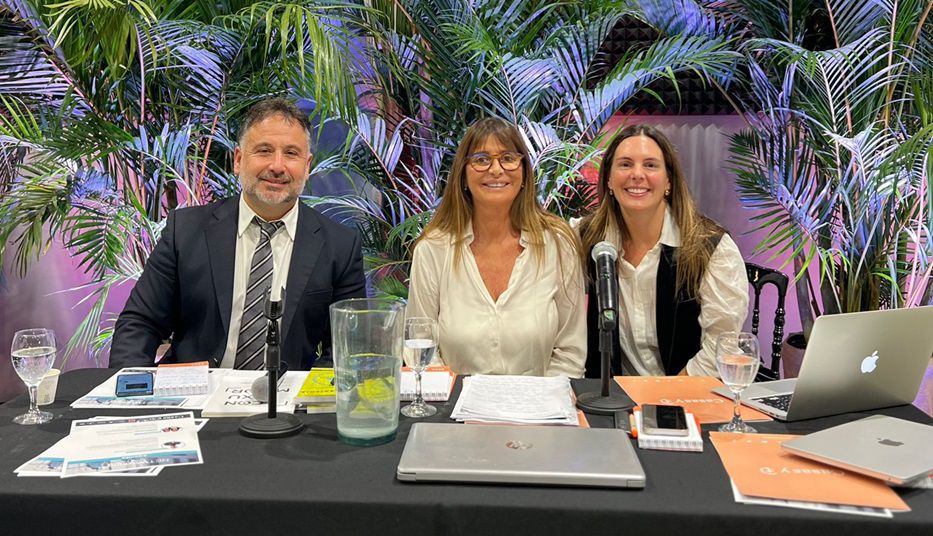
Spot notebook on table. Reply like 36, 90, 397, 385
781, 415, 933, 485
396, 422, 645, 488
712, 306, 933, 421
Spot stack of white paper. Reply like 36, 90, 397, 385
450, 375, 579, 426
14, 412, 206, 478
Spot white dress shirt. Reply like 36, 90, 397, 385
406, 225, 587, 377
573, 208, 748, 377
219, 195, 299, 368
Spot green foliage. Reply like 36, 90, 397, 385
0, 0, 751, 361
721, 0, 933, 331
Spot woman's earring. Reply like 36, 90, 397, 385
665, 188, 671, 198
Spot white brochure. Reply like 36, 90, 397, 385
60, 412, 203, 477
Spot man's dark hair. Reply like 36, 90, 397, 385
238, 98, 312, 149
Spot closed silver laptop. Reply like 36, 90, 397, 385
713, 306, 933, 421
781, 415, 933, 484
397, 423, 646, 488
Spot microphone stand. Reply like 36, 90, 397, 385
239, 288, 305, 439
577, 248, 634, 422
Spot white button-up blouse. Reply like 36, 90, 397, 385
406, 226, 587, 377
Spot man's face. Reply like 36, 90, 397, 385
233, 114, 311, 219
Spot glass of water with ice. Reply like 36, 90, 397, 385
715, 331, 760, 433
10, 328, 56, 425
401, 317, 438, 418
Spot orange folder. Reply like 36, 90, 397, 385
710, 432, 910, 511
615, 376, 772, 424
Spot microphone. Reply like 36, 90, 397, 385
239, 287, 304, 439
250, 362, 288, 403
263, 287, 285, 372
577, 241, 633, 417
591, 241, 619, 331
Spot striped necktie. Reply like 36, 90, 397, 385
234, 217, 285, 370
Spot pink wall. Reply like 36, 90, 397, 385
0, 239, 131, 401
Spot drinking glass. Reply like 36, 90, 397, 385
400, 317, 438, 418
715, 331, 760, 433
10, 328, 57, 425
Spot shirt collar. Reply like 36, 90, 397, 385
237, 194, 299, 241
658, 204, 681, 248
607, 203, 680, 255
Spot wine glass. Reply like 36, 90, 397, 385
715, 331, 760, 433
10, 328, 57, 425
401, 317, 438, 418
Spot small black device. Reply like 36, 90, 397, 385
115, 372, 154, 397
641, 404, 689, 436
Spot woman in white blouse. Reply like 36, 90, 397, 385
576, 125, 748, 377
406, 118, 587, 377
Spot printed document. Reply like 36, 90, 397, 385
60, 412, 203, 477
451, 375, 579, 425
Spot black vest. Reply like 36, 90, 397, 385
584, 235, 723, 377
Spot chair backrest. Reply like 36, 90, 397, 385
745, 262, 789, 382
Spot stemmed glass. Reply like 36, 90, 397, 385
715, 331, 760, 433
10, 328, 57, 425
401, 317, 438, 418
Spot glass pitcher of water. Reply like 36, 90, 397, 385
330, 298, 404, 446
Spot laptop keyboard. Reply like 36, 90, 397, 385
752, 393, 792, 412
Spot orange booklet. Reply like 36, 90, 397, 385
710, 432, 910, 511
615, 376, 772, 424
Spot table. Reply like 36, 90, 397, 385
1, 369, 930, 536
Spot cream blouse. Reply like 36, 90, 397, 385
406, 226, 586, 377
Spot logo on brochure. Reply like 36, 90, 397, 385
876, 438, 904, 447
860, 351, 880, 374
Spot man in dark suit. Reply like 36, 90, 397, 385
110, 98, 366, 370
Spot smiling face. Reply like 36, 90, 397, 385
606, 134, 670, 220
464, 135, 524, 210
233, 113, 312, 221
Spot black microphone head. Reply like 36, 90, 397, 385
250, 362, 288, 403
264, 287, 285, 319
591, 241, 618, 263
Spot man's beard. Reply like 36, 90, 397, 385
244, 173, 296, 205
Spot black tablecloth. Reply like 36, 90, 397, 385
0, 369, 931, 536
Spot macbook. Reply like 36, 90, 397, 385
781, 415, 933, 484
396, 423, 646, 488
713, 306, 933, 421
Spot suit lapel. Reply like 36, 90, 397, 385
282, 203, 323, 340
206, 198, 239, 339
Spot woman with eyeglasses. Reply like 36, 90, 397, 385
406, 118, 586, 377
575, 125, 748, 377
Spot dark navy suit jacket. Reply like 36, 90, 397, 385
110, 197, 366, 370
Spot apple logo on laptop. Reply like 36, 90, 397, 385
877, 437, 904, 447
860, 351, 880, 374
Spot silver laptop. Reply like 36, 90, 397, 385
713, 306, 933, 421
397, 423, 646, 488
781, 415, 933, 484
